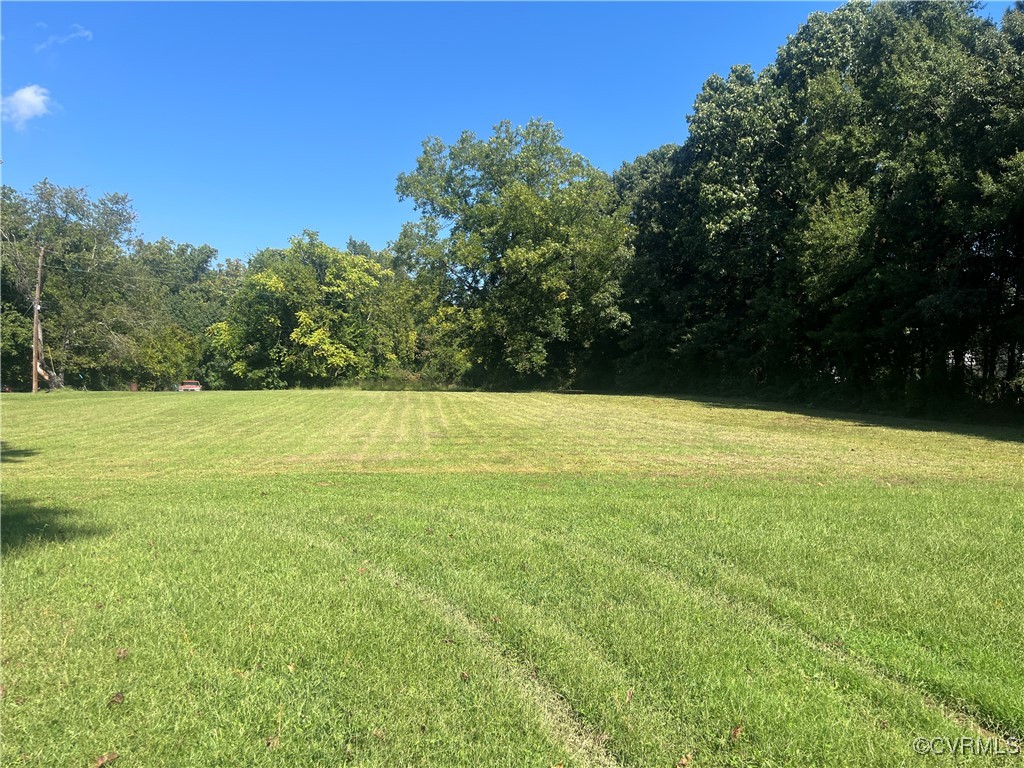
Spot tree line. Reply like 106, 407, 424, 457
3, 1, 1022, 414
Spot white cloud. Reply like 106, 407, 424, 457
35, 23, 92, 52
2, 85, 53, 130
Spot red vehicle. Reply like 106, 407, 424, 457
179, 380, 202, 392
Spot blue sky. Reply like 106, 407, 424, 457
1, 2, 1013, 262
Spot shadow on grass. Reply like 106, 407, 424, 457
1, 441, 40, 463
1, 497, 107, 554
555, 391, 1024, 445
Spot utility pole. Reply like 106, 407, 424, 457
32, 245, 44, 393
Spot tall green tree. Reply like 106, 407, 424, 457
396, 119, 632, 386
208, 232, 416, 388
1, 180, 138, 389
1, 181, 227, 390
618, 0, 1023, 412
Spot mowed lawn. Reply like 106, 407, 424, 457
1, 391, 1022, 767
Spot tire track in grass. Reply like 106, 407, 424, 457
453, 474, 1023, 742
497, 491, 1024, 743
253, 500, 960, 766
649, 554, 1022, 743
369, 564, 624, 768
431, 503, 1022, 747
32, 472, 1006, 765
0, 506, 584, 767
484, 529, 997, 750
249, 483, 1012, 757
352, 392, 401, 465
332, 391, 382, 464
473, 394, 596, 472
634, 553, 1020, 744
415, 394, 432, 453
615, 523, 1014, 743
394, 391, 412, 456
361, 556, 696, 766
446, 395, 497, 462
431, 392, 450, 437
231, 509, 631, 767
496, 394, 601, 471
221, 493, 707, 764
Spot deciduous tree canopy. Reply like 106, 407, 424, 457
396, 119, 632, 386
2, 2, 1021, 414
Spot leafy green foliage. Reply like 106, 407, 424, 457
3, 3, 1020, 410
210, 232, 416, 388
0, 182, 235, 391
618, 1, 1024, 412
397, 119, 632, 386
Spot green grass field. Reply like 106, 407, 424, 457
2, 390, 1022, 766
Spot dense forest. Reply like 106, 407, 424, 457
3, 1, 1022, 415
